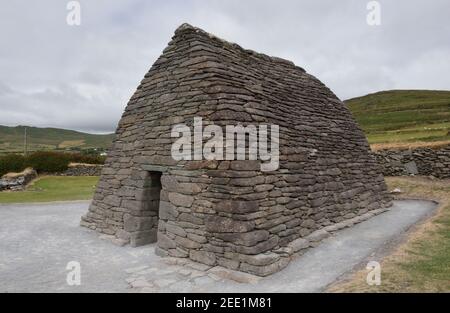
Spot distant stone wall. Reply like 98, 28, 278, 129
61, 164, 103, 176
373, 145, 450, 178
0, 168, 37, 191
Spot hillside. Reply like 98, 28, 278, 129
345, 90, 450, 149
0, 125, 114, 154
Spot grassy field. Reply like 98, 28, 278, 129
0, 125, 114, 154
345, 90, 450, 149
328, 176, 450, 292
0, 176, 99, 203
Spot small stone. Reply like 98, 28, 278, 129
238, 252, 280, 266
216, 230, 269, 246
175, 236, 202, 249
157, 233, 176, 249
189, 250, 216, 266
305, 229, 330, 242
240, 257, 290, 276
205, 216, 255, 233
217, 257, 240, 270
287, 238, 309, 252
166, 223, 187, 237
235, 236, 279, 255
168, 192, 194, 207
159, 201, 179, 220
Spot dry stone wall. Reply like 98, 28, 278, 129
60, 164, 103, 176
0, 168, 37, 191
374, 145, 450, 178
81, 24, 392, 276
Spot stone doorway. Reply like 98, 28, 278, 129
128, 171, 162, 247
146, 171, 162, 218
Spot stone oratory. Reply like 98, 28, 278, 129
81, 24, 391, 276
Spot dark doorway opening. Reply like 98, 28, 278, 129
130, 171, 162, 247
146, 171, 162, 218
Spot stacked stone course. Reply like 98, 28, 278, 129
81, 24, 392, 276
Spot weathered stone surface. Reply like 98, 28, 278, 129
187, 233, 207, 243
168, 192, 194, 207
116, 229, 131, 241
157, 232, 176, 249
229, 161, 260, 171
216, 230, 269, 246
214, 200, 259, 214
205, 216, 255, 233
237, 252, 280, 266
159, 201, 178, 220
235, 236, 279, 255
130, 229, 157, 247
216, 258, 240, 271
305, 229, 330, 242
287, 238, 309, 252
189, 250, 216, 266
240, 257, 290, 276
175, 236, 202, 249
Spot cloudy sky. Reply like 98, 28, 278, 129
0, 0, 449, 133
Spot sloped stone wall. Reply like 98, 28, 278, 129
81, 24, 392, 276
374, 145, 450, 178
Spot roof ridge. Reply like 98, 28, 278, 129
174, 23, 304, 71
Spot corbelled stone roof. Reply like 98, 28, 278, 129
81, 24, 392, 277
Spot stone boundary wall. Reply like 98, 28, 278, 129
59, 164, 103, 176
0, 168, 37, 191
373, 145, 450, 178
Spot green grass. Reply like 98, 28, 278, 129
329, 177, 450, 292
0, 176, 99, 203
346, 90, 450, 145
0, 125, 114, 154
399, 201, 450, 290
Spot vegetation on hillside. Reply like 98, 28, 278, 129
0, 125, 114, 154
345, 90, 450, 148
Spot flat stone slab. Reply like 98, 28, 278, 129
0, 199, 437, 292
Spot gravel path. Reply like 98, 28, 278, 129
0, 199, 437, 292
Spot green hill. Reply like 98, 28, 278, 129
345, 90, 450, 148
0, 125, 114, 154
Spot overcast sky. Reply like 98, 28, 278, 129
0, 0, 449, 133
